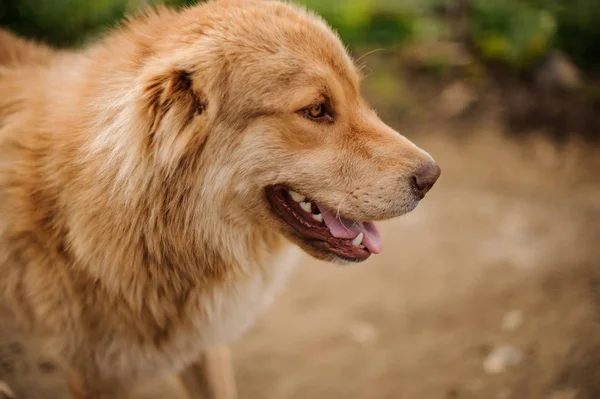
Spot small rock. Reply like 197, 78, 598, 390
497, 388, 512, 399
502, 310, 524, 332
535, 50, 582, 91
438, 82, 477, 118
348, 322, 379, 345
0, 381, 14, 399
548, 388, 579, 399
483, 345, 525, 374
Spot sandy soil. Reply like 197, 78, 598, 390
0, 125, 599, 399
233, 130, 600, 399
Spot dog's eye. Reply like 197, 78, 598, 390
308, 104, 325, 118
301, 103, 333, 123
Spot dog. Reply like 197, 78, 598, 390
0, 1, 440, 397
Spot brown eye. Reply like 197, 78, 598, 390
301, 102, 333, 122
308, 104, 325, 118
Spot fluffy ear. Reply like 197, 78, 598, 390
141, 68, 208, 167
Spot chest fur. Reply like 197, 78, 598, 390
193, 245, 301, 346
112, 246, 302, 377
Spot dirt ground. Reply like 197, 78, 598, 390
231, 130, 600, 399
1, 125, 598, 399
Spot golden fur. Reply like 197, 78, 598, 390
0, 1, 439, 397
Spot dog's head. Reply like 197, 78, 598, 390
133, 0, 440, 264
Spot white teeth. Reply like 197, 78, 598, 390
312, 213, 323, 223
351, 232, 364, 248
359, 244, 366, 249
300, 201, 312, 213
289, 190, 306, 203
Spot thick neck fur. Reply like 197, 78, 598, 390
0, 7, 288, 307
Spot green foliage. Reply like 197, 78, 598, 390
547, 0, 600, 69
470, 0, 556, 69
470, 0, 600, 70
1, 0, 599, 70
300, 0, 441, 47
0, 0, 130, 47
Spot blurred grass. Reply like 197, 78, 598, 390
1, 0, 599, 71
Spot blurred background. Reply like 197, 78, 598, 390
1, 1, 600, 398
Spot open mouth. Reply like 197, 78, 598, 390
266, 185, 382, 262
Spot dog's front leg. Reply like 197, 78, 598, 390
180, 345, 237, 399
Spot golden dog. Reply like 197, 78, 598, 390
0, 1, 440, 397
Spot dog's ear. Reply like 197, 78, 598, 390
141, 68, 208, 167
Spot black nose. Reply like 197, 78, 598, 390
412, 161, 441, 198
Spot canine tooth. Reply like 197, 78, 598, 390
312, 213, 323, 223
289, 190, 306, 203
300, 201, 312, 213
351, 232, 364, 247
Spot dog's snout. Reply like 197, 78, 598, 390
411, 161, 441, 198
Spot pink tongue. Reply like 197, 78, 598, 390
317, 205, 382, 254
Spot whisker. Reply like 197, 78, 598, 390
335, 191, 356, 231
357, 64, 375, 80
355, 48, 386, 64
